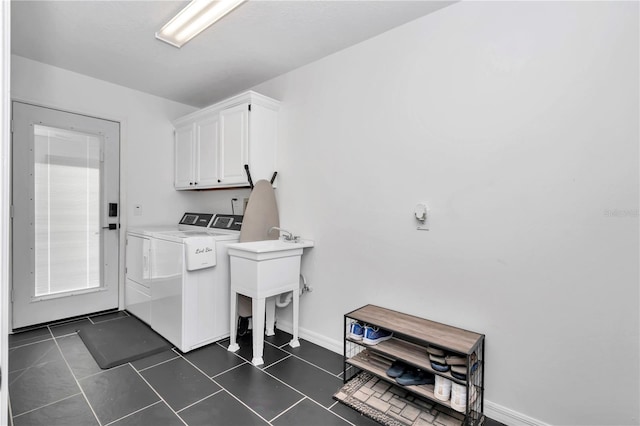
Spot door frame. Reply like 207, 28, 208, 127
1, 0, 11, 420
11, 101, 122, 328
8, 98, 128, 331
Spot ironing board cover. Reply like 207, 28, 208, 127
239, 179, 279, 243
236, 179, 279, 316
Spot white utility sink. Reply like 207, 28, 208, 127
227, 239, 314, 259
227, 238, 314, 366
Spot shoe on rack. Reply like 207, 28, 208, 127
428, 354, 450, 372
396, 369, 435, 386
450, 363, 478, 380
426, 346, 445, 357
445, 355, 466, 366
348, 321, 365, 340
386, 360, 408, 378
450, 365, 467, 380
431, 361, 450, 372
362, 326, 393, 345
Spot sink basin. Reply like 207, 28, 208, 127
227, 239, 314, 260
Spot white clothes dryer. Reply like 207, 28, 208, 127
125, 213, 242, 352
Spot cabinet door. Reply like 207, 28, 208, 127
219, 103, 249, 185
195, 115, 220, 187
174, 124, 195, 189
125, 235, 151, 287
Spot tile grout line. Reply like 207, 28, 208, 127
51, 329, 103, 426
72, 359, 129, 381
280, 349, 344, 378
267, 396, 307, 423
134, 354, 181, 373
257, 367, 337, 418
175, 389, 224, 414
271, 395, 358, 426
8, 392, 14, 426
257, 362, 358, 426
307, 397, 358, 426
218, 388, 274, 425
11, 392, 84, 419
8, 335, 55, 350
260, 353, 293, 370
264, 336, 345, 378
7, 339, 64, 392
211, 360, 249, 379
248, 334, 345, 378
216, 334, 345, 413
131, 364, 189, 426
102, 400, 163, 426
176, 353, 273, 425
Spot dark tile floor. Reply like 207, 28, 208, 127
8, 311, 504, 426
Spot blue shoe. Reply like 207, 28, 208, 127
348, 321, 364, 340
362, 326, 393, 345
431, 361, 450, 372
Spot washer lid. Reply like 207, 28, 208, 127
160, 230, 212, 238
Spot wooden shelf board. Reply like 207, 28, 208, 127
346, 305, 483, 354
346, 350, 455, 410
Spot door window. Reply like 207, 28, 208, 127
33, 125, 102, 297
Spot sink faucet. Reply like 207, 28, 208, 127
269, 227, 300, 242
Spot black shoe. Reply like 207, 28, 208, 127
386, 360, 408, 378
396, 369, 435, 386
237, 316, 250, 337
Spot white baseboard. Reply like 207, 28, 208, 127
482, 400, 549, 426
275, 319, 343, 355
274, 320, 549, 426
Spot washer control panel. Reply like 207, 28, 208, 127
179, 213, 214, 228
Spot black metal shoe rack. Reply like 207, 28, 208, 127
342, 304, 485, 426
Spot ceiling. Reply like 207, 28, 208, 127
11, 0, 453, 108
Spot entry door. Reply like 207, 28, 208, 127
11, 102, 120, 329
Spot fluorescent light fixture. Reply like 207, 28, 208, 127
156, 0, 247, 48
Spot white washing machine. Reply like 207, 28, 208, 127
125, 213, 242, 352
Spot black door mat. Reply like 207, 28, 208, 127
334, 372, 464, 426
78, 315, 172, 369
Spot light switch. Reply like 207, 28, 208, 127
134, 204, 142, 216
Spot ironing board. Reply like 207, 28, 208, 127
228, 180, 296, 365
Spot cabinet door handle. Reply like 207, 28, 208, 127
189, 182, 193, 185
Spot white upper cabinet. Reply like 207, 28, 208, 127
219, 103, 249, 186
195, 114, 220, 187
173, 91, 279, 190
174, 124, 195, 189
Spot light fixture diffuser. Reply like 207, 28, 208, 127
156, 0, 247, 48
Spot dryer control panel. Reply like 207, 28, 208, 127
210, 214, 243, 232
179, 213, 214, 228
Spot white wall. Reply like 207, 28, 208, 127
254, 2, 639, 425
